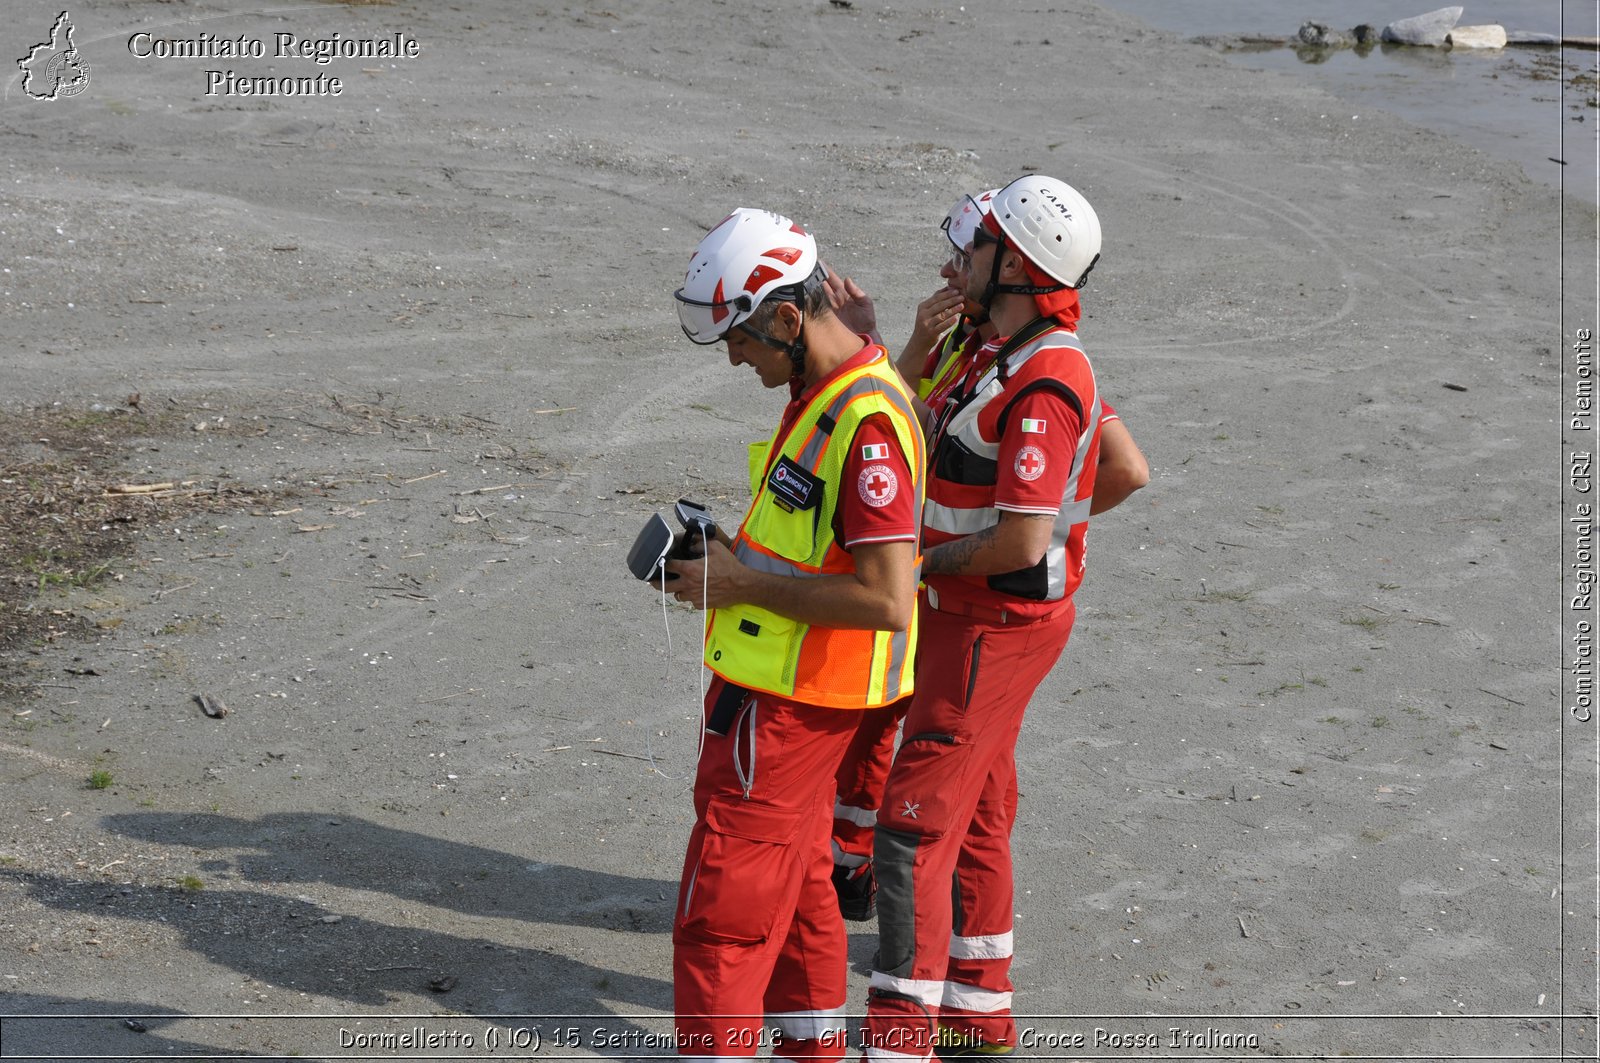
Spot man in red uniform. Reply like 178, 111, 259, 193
827, 190, 1146, 927
665, 208, 924, 1061
862, 175, 1108, 1059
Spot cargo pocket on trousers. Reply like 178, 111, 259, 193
677, 796, 805, 946
880, 732, 973, 839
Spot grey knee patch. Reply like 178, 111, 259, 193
874, 825, 921, 977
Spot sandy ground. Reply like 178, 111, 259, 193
1, 0, 1596, 1059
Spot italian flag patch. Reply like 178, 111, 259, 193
1021, 418, 1047, 434
861, 443, 890, 461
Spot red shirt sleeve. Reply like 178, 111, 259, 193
992, 389, 1087, 514
836, 413, 918, 548
1100, 399, 1118, 425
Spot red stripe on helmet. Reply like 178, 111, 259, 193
761, 246, 804, 265
743, 263, 784, 295
711, 279, 730, 325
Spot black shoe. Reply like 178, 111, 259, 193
831, 861, 876, 921
934, 1024, 1017, 1057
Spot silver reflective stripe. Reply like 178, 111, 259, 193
941, 980, 1013, 1012
682, 855, 701, 919
943, 377, 1003, 459
881, 627, 908, 701
948, 930, 1014, 960
796, 372, 919, 471
834, 800, 878, 828
1038, 376, 1100, 598
869, 969, 944, 1006
922, 498, 999, 536
967, 329, 1084, 397
768, 1006, 847, 1040
1044, 541, 1067, 600
864, 1047, 928, 1063
833, 841, 869, 867
1056, 496, 1091, 529
731, 542, 820, 579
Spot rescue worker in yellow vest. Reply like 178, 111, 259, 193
665, 208, 926, 1062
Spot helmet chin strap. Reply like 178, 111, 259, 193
975, 242, 1003, 321
736, 308, 807, 378
976, 237, 1067, 322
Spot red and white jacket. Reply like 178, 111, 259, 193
921, 322, 1101, 622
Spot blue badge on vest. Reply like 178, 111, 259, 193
768, 456, 822, 511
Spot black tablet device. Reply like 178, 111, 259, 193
626, 513, 677, 582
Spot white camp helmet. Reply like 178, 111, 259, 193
675, 208, 820, 345
989, 175, 1102, 289
940, 188, 1000, 253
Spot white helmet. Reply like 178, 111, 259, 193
989, 175, 1101, 289
675, 208, 820, 345
940, 188, 999, 253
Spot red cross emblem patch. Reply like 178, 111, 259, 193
1015, 445, 1046, 482
858, 463, 898, 508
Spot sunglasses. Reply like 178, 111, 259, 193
970, 226, 999, 250
945, 246, 970, 271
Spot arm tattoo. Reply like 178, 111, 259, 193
923, 523, 1002, 576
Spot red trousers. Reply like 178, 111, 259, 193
831, 700, 907, 868
674, 677, 860, 1061
863, 598, 1075, 1060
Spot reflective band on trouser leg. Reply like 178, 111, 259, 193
941, 744, 1019, 1049
869, 970, 944, 1005
947, 930, 1013, 960
832, 800, 875, 869
864, 973, 941, 1063
942, 982, 1013, 1014
834, 801, 878, 829
769, 1005, 848, 1062
831, 839, 868, 868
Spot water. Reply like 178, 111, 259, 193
1097, 0, 1599, 202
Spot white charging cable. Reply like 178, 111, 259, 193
645, 529, 713, 782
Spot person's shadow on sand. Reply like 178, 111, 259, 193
101, 811, 676, 933
0, 994, 236, 1060
0, 866, 671, 1021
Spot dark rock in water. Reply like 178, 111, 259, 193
1297, 21, 1355, 48
1380, 6, 1463, 47
1352, 24, 1380, 45
1189, 33, 1290, 52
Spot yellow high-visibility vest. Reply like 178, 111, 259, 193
706, 350, 925, 709
916, 325, 971, 402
